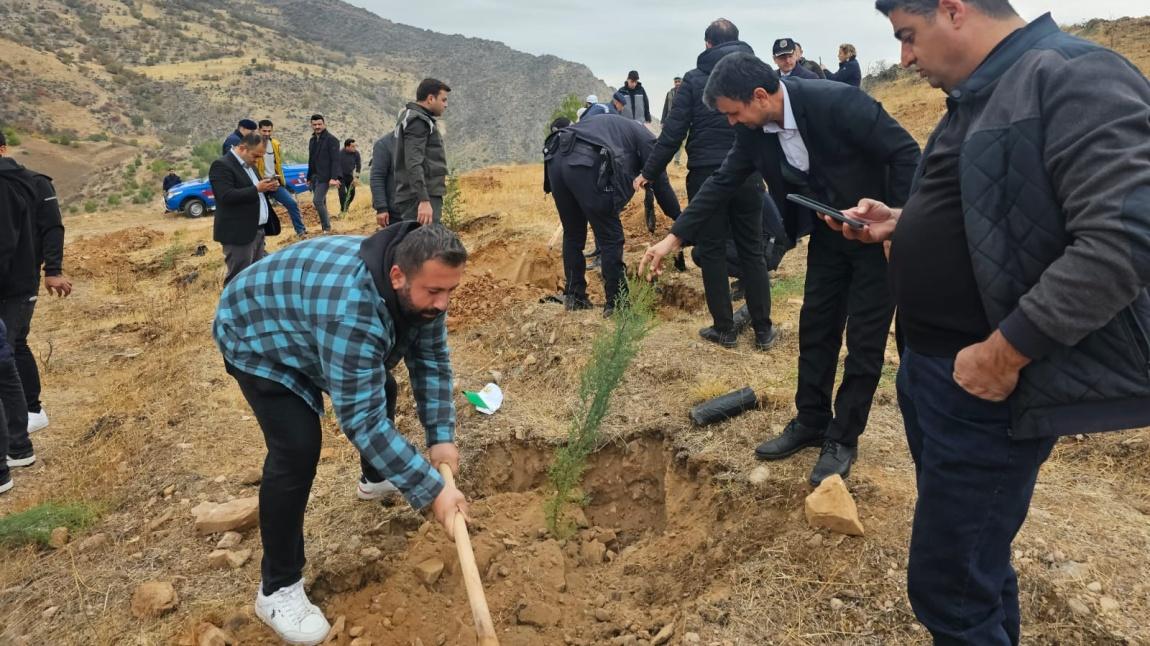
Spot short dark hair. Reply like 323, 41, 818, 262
704, 18, 739, 46
344, 138, 355, 147
394, 224, 468, 276
237, 132, 264, 148
310, 114, 325, 122
258, 119, 274, 128
416, 78, 451, 102
703, 53, 780, 109
550, 117, 571, 132
875, 0, 1017, 18
627, 70, 640, 81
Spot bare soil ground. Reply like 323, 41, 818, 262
0, 160, 1147, 646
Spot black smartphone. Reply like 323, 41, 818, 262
786, 193, 865, 230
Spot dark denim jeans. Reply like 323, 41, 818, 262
897, 349, 1056, 645
0, 324, 31, 480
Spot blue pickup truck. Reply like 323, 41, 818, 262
165, 163, 311, 218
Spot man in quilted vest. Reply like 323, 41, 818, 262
829, 1, 1150, 642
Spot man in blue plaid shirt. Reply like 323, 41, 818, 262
214, 222, 469, 645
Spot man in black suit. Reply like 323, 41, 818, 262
211, 131, 282, 285
773, 38, 821, 79
640, 53, 920, 486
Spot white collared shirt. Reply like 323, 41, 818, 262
231, 148, 269, 226
762, 82, 810, 173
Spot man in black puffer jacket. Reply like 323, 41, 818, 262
636, 18, 776, 350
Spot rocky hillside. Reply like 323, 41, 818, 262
0, 0, 611, 170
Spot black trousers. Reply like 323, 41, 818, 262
337, 174, 357, 212
0, 348, 31, 480
795, 224, 894, 444
547, 161, 626, 309
0, 296, 40, 413
229, 364, 398, 594
686, 167, 772, 332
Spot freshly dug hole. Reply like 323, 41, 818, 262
238, 435, 794, 645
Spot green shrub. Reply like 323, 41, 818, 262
107, 194, 121, 206
544, 278, 657, 537
0, 502, 99, 548
84, 199, 98, 213
442, 173, 464, 230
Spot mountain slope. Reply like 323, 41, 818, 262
0, 0, 611, 171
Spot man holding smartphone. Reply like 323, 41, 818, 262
641, 53, 920, 486
211, 132, 282, 284
256, 119, 307, 238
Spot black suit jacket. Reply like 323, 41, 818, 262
210, 153, 281, 246
671, 78, 921, 245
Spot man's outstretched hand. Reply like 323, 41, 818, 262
638, 234, 682, 281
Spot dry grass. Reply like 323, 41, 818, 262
3, 38, 1150, 639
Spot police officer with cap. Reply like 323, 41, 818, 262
773, 38, 820, 79
544, 113, 680, 316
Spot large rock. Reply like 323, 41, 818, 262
580, 540, 606, 566
192, 497, 259, 535
414, 558, 445, 586
517, 600, 561, 628
131, 581, 179, 618
804, 475, 865, 537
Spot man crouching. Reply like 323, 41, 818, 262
213, 222, 468, 645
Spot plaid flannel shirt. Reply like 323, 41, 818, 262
213, 235, 456, 510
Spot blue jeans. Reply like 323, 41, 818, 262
271, 186, 304, 235
897, 350, 1056, 645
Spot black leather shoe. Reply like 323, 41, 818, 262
754, 326, 779, 351
755, 419, 825, 461
673, 251, 687, 272
809, 439, 857, 486
699, 326, 738, 348
732, 305, 751, 333
564, 295, 593, 311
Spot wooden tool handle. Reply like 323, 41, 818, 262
438, 464, 500, 645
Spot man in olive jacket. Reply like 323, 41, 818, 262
394, 79, 451, 225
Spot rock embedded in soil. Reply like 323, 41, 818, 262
239, 469, 262, 485
78, 533, 110, 553
517, 600, 562, 628
1099, 596, 1120, 613
580, 540, 607, 566
651, 624, 675, 645
131, 581, 179, 618
49, 527, 70, 549
748, 465, 770, 485
1068, 597, 1091, 616
414, 558, 444, 586
360, 547, 382, 562
192, 497, 259, 535
804, 475, 865, 536
325, 615, 346, 644
216, 531, 243, 550
594, 608, 612, 622
349, 625, 365, 637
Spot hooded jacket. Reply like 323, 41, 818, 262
0, 157, 64, 299
642, 40, 756, 176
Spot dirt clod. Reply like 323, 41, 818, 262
48, 527, 69, 549
518, 600, 562, 627
131, 581, 179, 618
414, 558, 444, 586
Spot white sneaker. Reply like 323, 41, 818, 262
356, 476, 400, 501
6, 453, 35, 468
27, 410, 48, 434
254, 579, 331, 645
0, 476, 11, 494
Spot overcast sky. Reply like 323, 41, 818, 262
349, 1, 1146, 105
